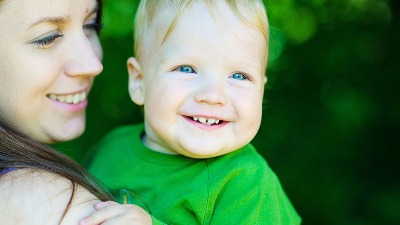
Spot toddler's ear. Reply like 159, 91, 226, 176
127, 57, 144, 105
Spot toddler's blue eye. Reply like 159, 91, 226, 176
178, 65, 195, 73
231, 73, 248, 80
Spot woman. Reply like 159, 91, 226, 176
0, 0, 151, 224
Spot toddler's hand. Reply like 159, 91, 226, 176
79, 201, 152, 225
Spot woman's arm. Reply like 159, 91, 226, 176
0, 169, 99, 225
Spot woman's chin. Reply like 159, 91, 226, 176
43, 124, 86, 144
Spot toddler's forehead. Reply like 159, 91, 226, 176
136, 1, 268, 68
146, 5, 264, 45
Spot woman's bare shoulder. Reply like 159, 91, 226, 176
0, 169, 100, 225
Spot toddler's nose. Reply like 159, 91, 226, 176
193, 76, 227, 106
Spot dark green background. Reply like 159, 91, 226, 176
55, 0, 400, 224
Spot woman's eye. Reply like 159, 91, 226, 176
177, 65, 196, 73
230, 72, 249, 81
30, 32, 63, 49
83, 22, 103, 36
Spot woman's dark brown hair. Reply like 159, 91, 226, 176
0, 120, 112, 199
0, 119, 113, 220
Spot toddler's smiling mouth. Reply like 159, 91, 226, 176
186, 116, 224, 126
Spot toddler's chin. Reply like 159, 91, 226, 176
178, 144, 231, 159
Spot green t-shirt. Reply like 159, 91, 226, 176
86, 123, 301, 225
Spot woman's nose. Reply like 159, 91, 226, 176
64, 35, 103, 77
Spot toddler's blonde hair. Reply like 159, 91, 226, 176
134, 0, 269, 64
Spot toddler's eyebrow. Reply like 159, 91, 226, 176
232, 60, 264, 71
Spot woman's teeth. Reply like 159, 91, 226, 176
48, 91, 86, 104
192, 116, 220, 126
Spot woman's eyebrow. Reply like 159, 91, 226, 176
87, 4, 99, 17
29, 15, 72, 28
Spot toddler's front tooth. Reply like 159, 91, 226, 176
199, 117, 207, 124
207, 118, 216, 125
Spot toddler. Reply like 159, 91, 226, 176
87, 0, 301, 224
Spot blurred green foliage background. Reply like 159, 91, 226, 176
55, 0, 399, 224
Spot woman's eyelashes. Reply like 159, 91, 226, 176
83, 22, 103, 36
29, 30, 64, 49
29, 21, 102, 50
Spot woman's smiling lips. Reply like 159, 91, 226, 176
48, 91, 87, 104
47, 89, 89, 113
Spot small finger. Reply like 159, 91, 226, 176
95, 201, 118, 210
79, 204, 120, 225
98, 210, 152, 225
97, 216, 142, 225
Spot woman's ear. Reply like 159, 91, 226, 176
263, 75, 268, 85
127, 57, 144, 105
